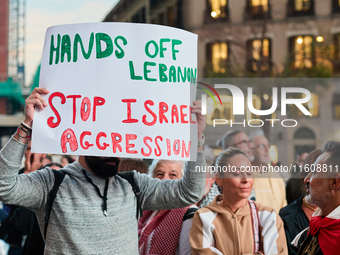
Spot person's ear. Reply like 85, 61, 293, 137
331, 173, 340, 190
215, 175, 223, 188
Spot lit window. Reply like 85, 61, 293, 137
247, 0, 269, 19
334, 34, 340, 72
269, 145, 278, 165
247, 38, 271, 72
290, 35, 314, 69
335, 34, 340, 59
333, 0, 340, 13
207, 42, 228, 73
209, 0, 227, 19
246, 95, 262, 124
295, 0, 311, 11
251, 0, 268, 12
287, 0, 314, 16
333, 94, 340, 120
245, 94, 276, 123
206, 95, 234, 125
290, 93, 319, 118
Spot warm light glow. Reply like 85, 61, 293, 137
294, 36, 313, 68
269, 145, 278, 164
210, 0, 227, 18
291, 93, 318, 117
212, 42, 228, 73
308, 93, 319, 117
263, 94, 269, 100
251, 39, 270, 71
206, 95, 234, 125
295, 0, 310, 11
316, 36, 324, 42
252, 0, 268, 10
246, 95, 262, 123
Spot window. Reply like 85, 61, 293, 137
287, 0, 314, 17
246, 38, 272, 73
206, 0, 228, 22
333, 94, 340, 120
206, 42, 228, 73
334, 34, 340, 72
333, 0, 340, 13
158, 13, 165, 25
294, 128, 315, 139
246, 94, 276, 124
131, 7, 146, 23
175, 0, 183, 28
206, 95, 234, 125
245, 0, 270, 19
289, 35, 314, 69
289, 93, 319, 118
150, 0, 160, 8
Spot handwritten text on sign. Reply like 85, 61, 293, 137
32, 23, 198, 160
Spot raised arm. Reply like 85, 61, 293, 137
136, 100, 207, 210
0, 88, 53, 211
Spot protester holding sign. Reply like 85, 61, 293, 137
33, 23, 199, 161
0, 87, 206, 254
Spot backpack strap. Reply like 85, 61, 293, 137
249, 200, 261, 253
44, 170, 66, 239
117, 172, 142, 219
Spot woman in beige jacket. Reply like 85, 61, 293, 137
189, 148, 288, 255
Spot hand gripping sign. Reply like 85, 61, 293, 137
32, 23, 198, 160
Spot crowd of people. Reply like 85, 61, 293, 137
0, 88, 339, 255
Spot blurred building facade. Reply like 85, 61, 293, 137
0, 0, 26, 148
104, 0, 340, 165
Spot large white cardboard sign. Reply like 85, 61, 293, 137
32, 23, 198, 160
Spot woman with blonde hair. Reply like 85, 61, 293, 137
189, 148, 288, 255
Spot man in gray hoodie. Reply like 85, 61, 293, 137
0, 88, 206, 254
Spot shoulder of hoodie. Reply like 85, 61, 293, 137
196, 201, 279, 215
254, 201, 278, 214
255, 202, 284, 225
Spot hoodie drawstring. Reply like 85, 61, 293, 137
82, 170, 109, 216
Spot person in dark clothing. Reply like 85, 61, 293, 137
280, 197, 313, 255
286, 145, 314, 204
295, 141, 340, 254
280, 149, 321, 255
0, 163, 62, 255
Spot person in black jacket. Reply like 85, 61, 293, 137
279, 149, 321, 255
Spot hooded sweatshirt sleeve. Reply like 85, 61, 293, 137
258, 204, 288, 255
189, 210, 223, 255
0, 137, 54, 211
135, 151, 206, 211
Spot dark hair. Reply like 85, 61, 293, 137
219, 130, 242, 150
300, 149, 322, 179
322, 141, 340, 170
44, 162, 63, 169
118, 158, 149, 174
296, 145, 314, 156
62, 155, 75, 164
